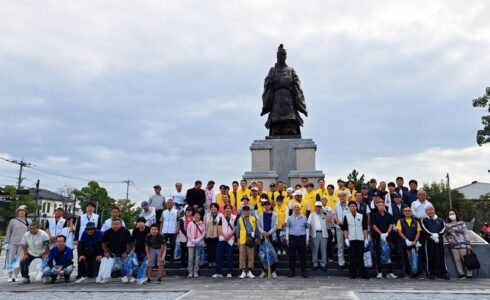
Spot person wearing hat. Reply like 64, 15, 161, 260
369, 192, 383, 215
368, 178, 379, 200
236, 205, 257, 279
249, 187, 261, 209
286, 187, 295, 205
46, 206, 66, 244
75, 222, 103, 283
75, 201, 101, 243
333, 191, 349, 269
273, 195, 289, 255
286, 202, 309, 278
149, 184, 166, 226
360, 185, 370, 204
101, 206, 126, 232
19, 222, 50, 284
237, 195, 255, 217
390, 192, 407, 263
308, 201, 330, 270
289, 190, 308, 216
334, 179, 349, 198
342, 201, 369, 279
267, 182, 278, 204
257, 200, 278, 278
139, 201, 156, 227
5, 205, 32, 282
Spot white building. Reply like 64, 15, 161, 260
454, 181, 490, 200
28, 188, 76, 218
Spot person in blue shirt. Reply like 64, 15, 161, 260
42, 235, 73, 283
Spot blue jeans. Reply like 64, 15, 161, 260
113, 255, 130, 277
215, 241, 233, 274
43, 265, 73, 277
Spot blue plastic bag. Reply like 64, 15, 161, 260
410, 248, 419, 274
174, 242, 181, 260
5, 256, 18, 274
135, 259, 148, 284
259, 238, 279, 271
380, 239, 391, 265
126, 252, 139, 276
363, 242, 373, 268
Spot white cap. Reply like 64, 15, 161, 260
314, 201, 323, 207
287, 187, 294, 193
293, 190, 302, 196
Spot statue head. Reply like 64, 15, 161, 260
276, 44, 287, 64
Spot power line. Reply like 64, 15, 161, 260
0, 157, 31, 190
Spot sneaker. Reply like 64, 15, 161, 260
187, 273, 193, 278
145, 278, 152, 284
19, 278, 30, 285
49, 277, 57, 284
467, 275, 473, 279
75, 277, 87, 283
226, 273, 233, 278
239, 271, 247, 279
212, 274, 223, 278
129, 277, 136, 283
259, 272, 266, 278
121, 276, 129, 283
376, 273, 383, 279
95, 277, 101, 283
193, 272, 199, 278
42, 277, 50, 284
100, 278, 111, 284
272, 272, 277, 278
386, 273, 398, 279
247, 271, 255, 279
157, 277, 162, 283
282, 250, 287, 255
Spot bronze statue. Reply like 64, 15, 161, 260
261, 44, 307, 138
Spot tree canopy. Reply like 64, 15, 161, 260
472, 87, 490, 145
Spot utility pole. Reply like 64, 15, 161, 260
446, 173, 453, 209
0, 157, 31, 190
123, 179, 131, 201
35, 179, 40, 221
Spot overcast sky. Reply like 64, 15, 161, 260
1, 1, 489, 201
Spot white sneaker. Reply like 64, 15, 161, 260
283, 250, 287, 255
121, 276, 129, 283
212, 274, 223, 278
386, 273, 398, 279
239, 271, 247, 279
187, 273, 193, 278
129, 277, 136, 283
226, 273, 233, 278
259, 272, 266, 278
376, 273, 383, 279
100, 278, 110, 284
193, 272, 199, 278
75, 277, 87, 283
95, 277, 101, 283
272, 272, 277, 278
247, 271, 255, 279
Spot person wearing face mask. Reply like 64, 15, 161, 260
445, 209, 473, 279
421, 206, 449, 280
481, 222, 490, 243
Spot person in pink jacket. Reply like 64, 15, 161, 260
186, 210, 206, 278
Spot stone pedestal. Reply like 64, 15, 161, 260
243, 138, 324, 187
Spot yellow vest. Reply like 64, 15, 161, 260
238, 216, 256, 245
334, 187, 349, 198
229, 190, 240, 208
249, 195, 260, 208
316, 188, 329, 198
290, 200, 307, 216
274, 203, 288, 228
216, 193, 225, 208
304, 190, 318, 210
326, 194, 338, 209
236, 188, 251, 208
348, 189, 357, 201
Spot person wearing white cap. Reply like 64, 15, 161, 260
308, 201, 330, 270
5, 205, 32, 282
289, 190, 308, 216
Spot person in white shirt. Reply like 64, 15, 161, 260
171, 182, 186, 212
19, 223, 50, 284
149, 184, 166, 225
60, 216, 75, 250
140, 201, 156, 227
47, 207, 66, 243
308, 201, 330, 270
75, 202, 100, 242
411, 190, 433, 220
333, 191, 349, 269
160, 199, 178, 264
101, 206, 126, 232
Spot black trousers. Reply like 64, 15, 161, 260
288, 235, 306, 272
78, 255, 99, 278
327, 229, 335, 260
180, 242, 188, 266
401, 244, 418, 276
205, 237, 218, 263
425, 238, 448, 277
373, 236, 393, 274
20, 254, 41, 279
348, 240, 367, 277
164, 234, 176, 263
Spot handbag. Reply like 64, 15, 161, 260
464, 249, 480, 271
242, 218, 255, 248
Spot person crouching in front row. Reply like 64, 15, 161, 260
42, 235, 74, 283
342, 201, 369, 279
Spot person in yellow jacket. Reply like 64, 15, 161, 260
326, 184, 339, 209
215, 184, 229, 208
274, 195, 289, 255
249, 187, 261, 208
316, 179, 329, 198
347, 180, 357, 201
236, 206, 256, 279
270, 181, 288, 207
334, 179, 350, 198
288, 191, 309, 216
304, 183, 319, 214
229, 181, 240, 208
236, 179, 251, 208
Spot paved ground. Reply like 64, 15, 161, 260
2, 252, 489, 299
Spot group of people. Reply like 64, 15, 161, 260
3, 177, 478, 284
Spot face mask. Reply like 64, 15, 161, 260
431, 215, 438, 220
449, 215, 457, 221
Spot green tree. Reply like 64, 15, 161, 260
347, 169, 366, 190
473, 194, 490, 232
422, 181, 475, 221
116, 199, 141, 229
0, 185, 37, 232
73, 181, 115, 222
472, 87, 490, 145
